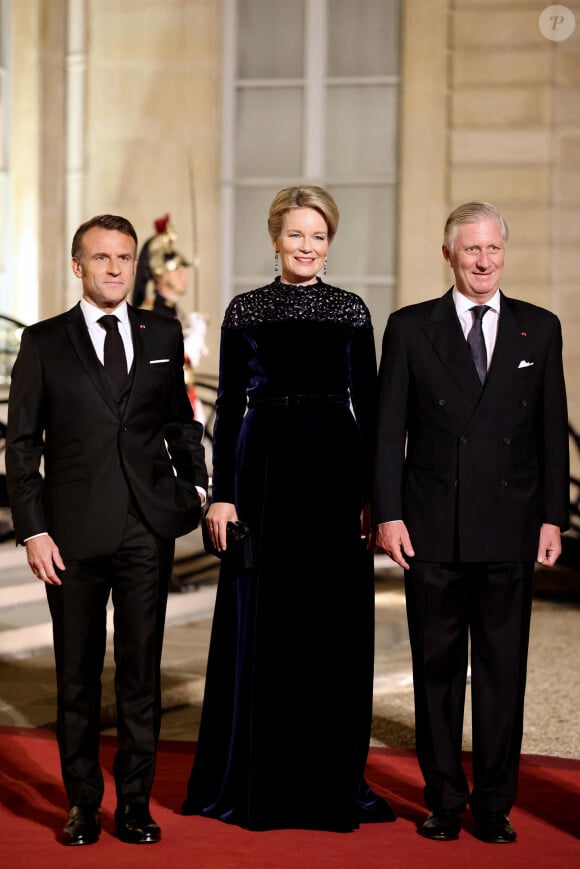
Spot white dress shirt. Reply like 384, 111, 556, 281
452, 286, 501, 373
80, 298, 134, 370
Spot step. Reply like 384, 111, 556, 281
0, 580, 218, 660
0, 529, 219, 660
0, 567, 47, 608
0, 599, 54, 657
0, 537, 399, 660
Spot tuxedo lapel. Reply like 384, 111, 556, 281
424, 289, 483, 403
64, 303, 118, 412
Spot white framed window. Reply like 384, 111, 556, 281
221, 0, 400, 346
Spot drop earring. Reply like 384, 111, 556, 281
323, 258, 328, 276
274, 251, 279, 276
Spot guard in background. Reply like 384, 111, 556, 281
133, 214, 208, 420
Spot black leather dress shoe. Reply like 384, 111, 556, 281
115, 804, 161, 844
62, 805, 100, 846
419, 809, 462, 840
473, 811, 517, 843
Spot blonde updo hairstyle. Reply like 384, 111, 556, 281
268, 185, 340, 244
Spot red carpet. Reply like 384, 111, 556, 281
0, 726, 578, 867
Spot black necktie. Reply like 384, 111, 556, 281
467, 304, 490, 384
99, 314, 128, 396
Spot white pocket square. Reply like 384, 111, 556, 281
518, 360, 534, 368
149, 358, 170, 364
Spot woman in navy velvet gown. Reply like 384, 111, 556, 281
182, 186, 395, 832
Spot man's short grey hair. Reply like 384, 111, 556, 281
444, 201, 509, 251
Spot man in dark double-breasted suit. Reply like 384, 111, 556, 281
373, 201, 569, 845
6, 215, 207, 846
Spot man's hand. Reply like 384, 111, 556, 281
536, 523, 562, 567
25, 535, 65, 585
374, 520, 415, 569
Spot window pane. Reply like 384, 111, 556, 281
234, 186, 281, 276
236, 87, 303, 177
327, 0, 400, 77
328, 185, 396, 276
237, 0, 305, 78
326, 86, 398, 178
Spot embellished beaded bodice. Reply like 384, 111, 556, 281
211, 277, 378, 502
223, 277, 371, 328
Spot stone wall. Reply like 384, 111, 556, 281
81, 0, 223, 369
399, 0, 580, 472
8, 0, 580, 468
8, 0, 223, 369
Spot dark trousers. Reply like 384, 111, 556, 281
404, 560, 533, 816
46, 510, 174, 809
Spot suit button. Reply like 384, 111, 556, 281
460, 436, 468, 444
122, 425, 128, 432
521, 399, 528, 407
438, 399, 446, 406
503, 437, 511, 445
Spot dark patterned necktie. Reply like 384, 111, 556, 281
467, 304, 490, 384
99, 314, 128, 396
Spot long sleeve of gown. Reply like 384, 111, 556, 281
349, 323, 378, 500
210, 326, 250, 503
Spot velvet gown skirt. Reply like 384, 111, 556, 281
183, 403, 379, 831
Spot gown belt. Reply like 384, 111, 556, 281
247, 394, 350, 408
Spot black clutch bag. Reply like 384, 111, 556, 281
201, 517, 254, 572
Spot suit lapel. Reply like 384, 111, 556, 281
64, 303, 118, 412
424, 289, 483, 403
123, 305, 151, 417
482, 292, 529, 394
484, 293, 530, 416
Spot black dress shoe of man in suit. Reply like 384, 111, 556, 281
419, 809, 462, 840
115, 804, 161, 844
61, 805, 101, 846
473, 811, 517, 844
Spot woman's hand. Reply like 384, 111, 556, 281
205, 501, 239, 551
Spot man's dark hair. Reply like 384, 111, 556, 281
71, 215, 138, 259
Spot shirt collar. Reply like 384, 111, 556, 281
80, 298, 130, 328
452, 286, 501, 317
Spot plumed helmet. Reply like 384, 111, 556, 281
147, 214, 191, 275
132, 214, 190, 307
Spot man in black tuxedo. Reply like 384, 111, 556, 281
6, 215, 207, 846
373, 201, 569, 844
